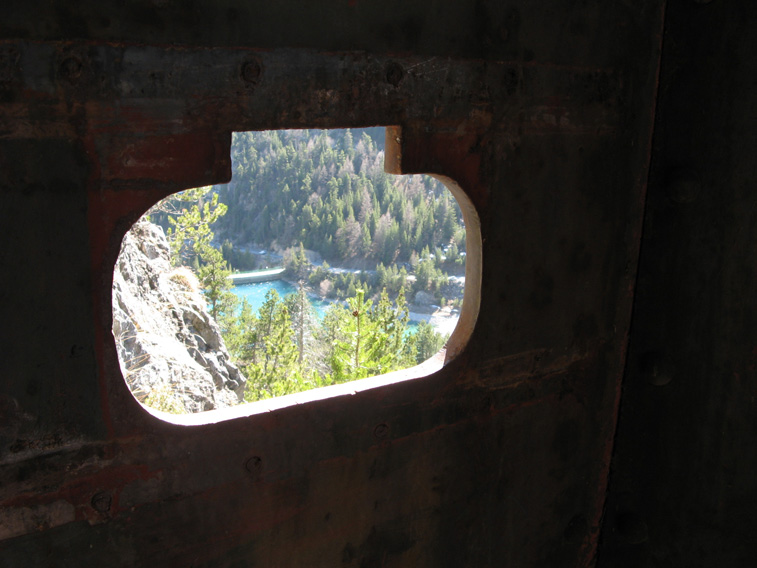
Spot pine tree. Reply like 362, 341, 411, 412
162, 188, 228, 267
413, 321, 448, 364
284, 283, 316, 364
324, 287, 413, 383
196, 244, 235, 320
243, 290, 299, 400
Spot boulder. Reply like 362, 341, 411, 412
413, 290, 436, 307
112, 221, 246, 414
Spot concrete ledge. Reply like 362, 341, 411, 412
228, 267, 285, 284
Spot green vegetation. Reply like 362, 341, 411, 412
223, 286, 422, 401
217, 128, 466, 263
413, 320, 448, 364
148, 186, 237, 320
142, 383, 187, 414
146, 128, 460, 403
213, 128, 465, 306
152, 186, 448, 402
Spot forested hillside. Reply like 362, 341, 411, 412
134, 128, 466, 405
214, 128, 466, 267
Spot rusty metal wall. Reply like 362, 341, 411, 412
0, 2, 668, 566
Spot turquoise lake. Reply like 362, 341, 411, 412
232, 280, 332, 319
231, 280, 420, 332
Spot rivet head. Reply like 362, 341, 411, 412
373, 423, 390, 439
385, 62, 404, 87
59, 56, 83, 82
241, 59, 262, 86
91, 491, 112, 513
245, 456, 263, 476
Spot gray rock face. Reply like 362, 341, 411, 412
112, 221, 246, 414
413, 290, 436, 308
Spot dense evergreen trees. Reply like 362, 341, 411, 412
227, 286, 423, 401
214, 128, 466, 268
142, 128, 459, 404
149, 189, 447, 403
153, 128, 467, 307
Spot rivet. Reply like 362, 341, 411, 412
666, 168, 701, 204
373, 423, 390, 439
241, 59, 262, 86
385, 62, 404, 87
59, 56, 83, 82
245, 455, 263, 475
91, 491, 112, 513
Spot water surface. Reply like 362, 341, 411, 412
231, 280, 423, 333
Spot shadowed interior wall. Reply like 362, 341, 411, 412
598, 2, 757, 566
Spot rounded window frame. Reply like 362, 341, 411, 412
109, 126, 482, 426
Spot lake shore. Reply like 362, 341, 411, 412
407, 307, 460, 336
232, 278, 460, 336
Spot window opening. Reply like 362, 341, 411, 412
112, 128, 471, 416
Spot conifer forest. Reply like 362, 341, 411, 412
148, 128, 466, 404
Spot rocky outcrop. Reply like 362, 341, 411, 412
411, 290, 437, 313
112, 221, 246, 414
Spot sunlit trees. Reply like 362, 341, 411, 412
228, 285, 431, 402
283, 243, 311, 280
285, 283, 317, 364
240, 290, 299, 400
162, 188, 228, 268
413, 321, 447, 364
197, 245, 234, 320
326, 288, 414, 383
149, 186, 237, 321
214, 128, 466, 272
138, 128, 464, 403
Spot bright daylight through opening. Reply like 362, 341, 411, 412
112, 128, 469, 415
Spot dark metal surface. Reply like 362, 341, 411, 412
2, 1, 733, 566
599, 2, 757, 566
